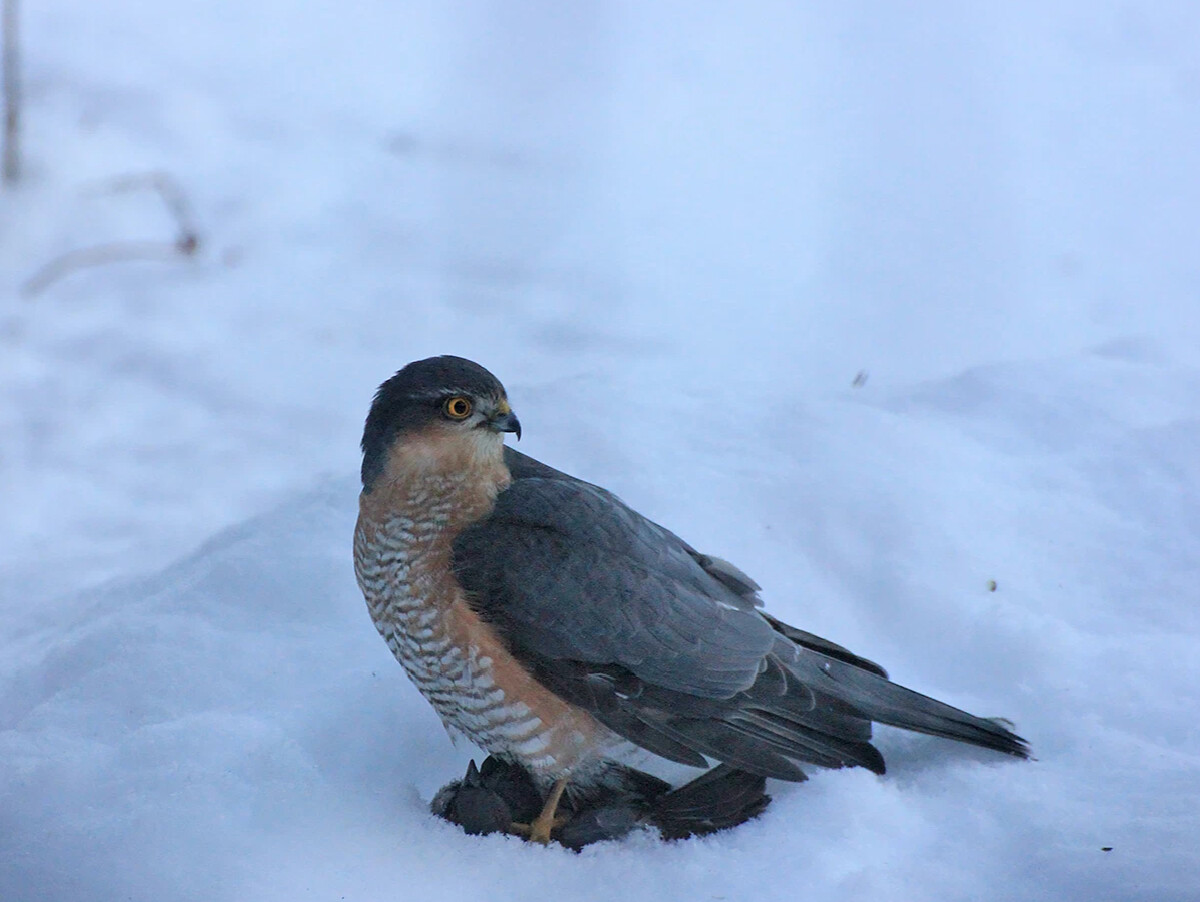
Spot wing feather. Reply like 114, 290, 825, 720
454, 475, 776, 698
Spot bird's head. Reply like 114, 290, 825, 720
360, 356, 521, 492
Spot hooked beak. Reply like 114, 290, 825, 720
488, 404, 521, 440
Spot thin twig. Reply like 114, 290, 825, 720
2, 0, 19, 183
94, 170, 198, 240
22, 170, 201, 297
22, 242, 182, 296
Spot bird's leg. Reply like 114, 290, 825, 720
525, 777, 568, 845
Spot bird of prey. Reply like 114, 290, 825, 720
354, 356, 1029, 844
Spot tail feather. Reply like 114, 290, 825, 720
790, 649, 1030, 759
729, 709, 887, 773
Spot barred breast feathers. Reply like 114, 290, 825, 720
355, 425, 603, 779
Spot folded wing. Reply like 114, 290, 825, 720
451, 449, 1028, 780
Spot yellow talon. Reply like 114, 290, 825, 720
527, 777, 568, 845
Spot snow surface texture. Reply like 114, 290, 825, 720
3, 2, 1199, 900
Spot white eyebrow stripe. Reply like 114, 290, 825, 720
410, 388, 495, 401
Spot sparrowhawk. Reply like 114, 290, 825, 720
354, 356, 1028, 844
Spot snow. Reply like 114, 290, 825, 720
2, 2, 1199, 900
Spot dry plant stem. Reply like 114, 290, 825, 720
97, 171, 198, 240
3, 0, 19, 183
22, 242, 183, 296
22, 170, 201, 296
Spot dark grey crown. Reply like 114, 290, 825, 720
360, 356, 508, 490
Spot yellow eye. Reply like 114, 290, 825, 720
443, 396, 472, 420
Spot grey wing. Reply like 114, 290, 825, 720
501, 448, 765, 603
455, 454, 1031, 779
452, 471, 889, 779
454, 474, 777, 698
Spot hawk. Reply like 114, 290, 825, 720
354, 356, 1028, 844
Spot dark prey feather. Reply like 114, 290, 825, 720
432, 755, 770, 849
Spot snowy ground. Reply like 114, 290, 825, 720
3, 2, 1199, 900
